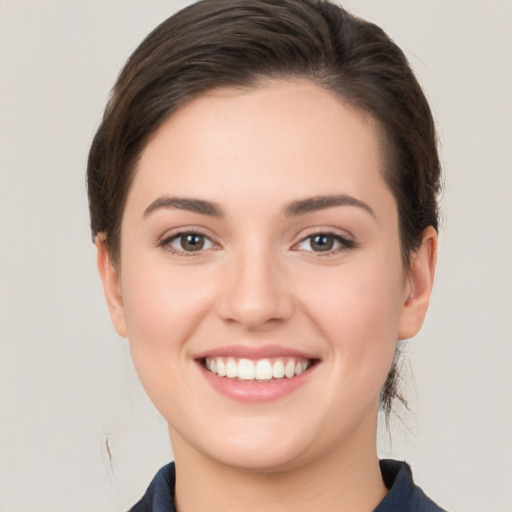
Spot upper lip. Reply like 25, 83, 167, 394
194, 344, 319, 361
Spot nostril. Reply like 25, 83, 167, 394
216, 288, 294, 330
214, 255, 295, 331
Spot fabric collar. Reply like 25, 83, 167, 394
129, 459, 447, 512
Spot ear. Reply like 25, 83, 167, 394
398, 226, 438, 340
95, 235, 128, 338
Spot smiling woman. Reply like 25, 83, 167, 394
87, 1, 443, 511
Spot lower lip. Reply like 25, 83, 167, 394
197, 362, 316, 403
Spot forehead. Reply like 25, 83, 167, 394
127, 79, 393, 219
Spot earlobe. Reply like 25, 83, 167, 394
398, 226, 438, 340
95, 235, 128, 338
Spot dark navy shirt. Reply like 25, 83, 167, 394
130, 459, 447, 511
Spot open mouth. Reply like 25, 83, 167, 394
201, 356, 317, 382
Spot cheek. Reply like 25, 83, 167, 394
123, 257, 216, 328
119, 260, 215, 386
301, 255, 404, 330
297, 256, 405, 388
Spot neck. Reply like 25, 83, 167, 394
169, 417, 387, 512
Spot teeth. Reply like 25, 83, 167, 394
272, 360, 285, 379
294, 361, 308, 375
204, 357, 312, 381
284, 360, 295, 378
238, 359, 255, 380
217, 359, 226, 377
255, 359, 273, 380
226, 358, 237, 378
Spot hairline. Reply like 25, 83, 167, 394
107, 77, 412, 270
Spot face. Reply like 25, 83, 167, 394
98, 80, 435, 472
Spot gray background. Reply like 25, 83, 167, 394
1, 1, 511, 510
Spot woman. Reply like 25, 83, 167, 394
87, 0, 445, 510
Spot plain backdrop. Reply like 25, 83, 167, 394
1, 1, 511, 511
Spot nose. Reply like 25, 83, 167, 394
216, 245, 294, 331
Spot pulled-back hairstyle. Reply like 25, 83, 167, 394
87, 0, 441, 417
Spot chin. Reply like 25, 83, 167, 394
210, 443, 307, 474
177, 418, 315, 474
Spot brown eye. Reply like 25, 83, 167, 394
296, 232, 354, 254
310, 234, 335, 252
164, 232, 215, 253
180, 233, 205, 251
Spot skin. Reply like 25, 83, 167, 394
97, 80, 437, 512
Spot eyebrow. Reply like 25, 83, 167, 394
143, 196, 224, 218
142, 193, 375, 219
283, 194, 375, 218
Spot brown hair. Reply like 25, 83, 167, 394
87, 0, 441, 415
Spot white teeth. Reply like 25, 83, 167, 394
226, 358, 237, 378
294, 361, 309, 375
217, 359, 226, 377
272, 360, 285, 378
284, 360, 295, 378
255, 359, 273, 380
238, 359, 255, 380
204, 356, 312, 381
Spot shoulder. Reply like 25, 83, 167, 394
375, 459, 448, 512
129, 462, 176, 512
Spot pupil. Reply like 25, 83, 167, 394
182, 234, 204, 251
312, 234, 333, 251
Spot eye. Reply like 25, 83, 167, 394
161, 232, 216, 254
295, 232, 354, 253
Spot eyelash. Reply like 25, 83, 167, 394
158, 229, 356, 257
158, 230, 217, 257
293, 229, 356, 256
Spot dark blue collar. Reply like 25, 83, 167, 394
375, 459, 446, 511
130, 459, 446, 512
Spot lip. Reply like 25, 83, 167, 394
194, 344, 319, 403
194, 344, 317, 360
